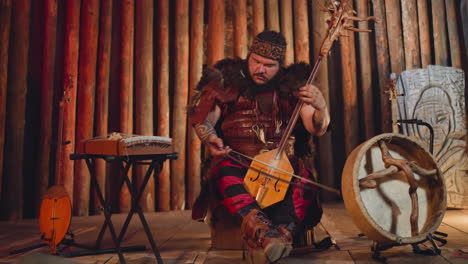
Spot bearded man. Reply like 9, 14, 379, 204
188, 30, 330, 262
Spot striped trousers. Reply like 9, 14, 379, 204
211, 159, 322, 227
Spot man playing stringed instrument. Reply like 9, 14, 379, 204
189, 30, 330, 262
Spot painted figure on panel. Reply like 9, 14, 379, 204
188, 31, 330, 262
413, 85, 468, 208
397, 65, 468, 209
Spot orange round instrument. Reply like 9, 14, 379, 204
39, 185, 72, 254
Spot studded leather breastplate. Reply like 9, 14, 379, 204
220, 90, 296, 157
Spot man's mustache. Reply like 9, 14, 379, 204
254, 73, 266, 79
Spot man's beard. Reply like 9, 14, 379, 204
240, 58, 283, 99
248, 69, 283, 94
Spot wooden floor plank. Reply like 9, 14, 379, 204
430, 223, 468, 264
349, 247, 450, 264
320, 202, 373, 251
203, 250, 247, 264
442, 209, 468, 234
278, 249, 354, 263
0, 203, 467, 264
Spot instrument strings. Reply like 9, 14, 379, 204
226, 150, 341, 195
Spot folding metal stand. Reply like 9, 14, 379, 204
9, 230, 103, 257
70, 152, 178, 264
370, 231, 448, 262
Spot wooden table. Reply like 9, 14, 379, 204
70, 152, 178, 264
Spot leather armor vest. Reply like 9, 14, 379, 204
220, 90, 296, 157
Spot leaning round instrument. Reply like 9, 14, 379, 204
39, 185, 72, 254
342, 133, 446, 244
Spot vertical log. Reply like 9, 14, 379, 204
106, 1, 121, 212
56, 0, 80, 207
119, 0, 134, 213
372, 0, 392, 133
93, 0, 112, 215
74, 0, 100, 216
459, 1, 468, 153
156, 0, 170, 211
445, 0, 462, 68
340, 4, 359, 156
356, 0, 374, 139
461, 1, 468, 61
280, 0, 294, 66
0, 0, 12, 199
171, 0, 189, 210
294, 0, 309, 63
233, 0, 248, 58
252, 0, 265, 37
187, 0, 204, 209
417, 0, 431, 68
461, 0, 468, 153
311, 0, 335, 200
401, 0, 420, 70
36, 0, 57, 214
207, 0, 225, 66
135, 0, 154, 212
1, 0, 30, 220
26, 0, 42, 219
432, 0, 449, 65
225, 1, 235, 59
266, 0, 280, 31
385, 0, 405, 74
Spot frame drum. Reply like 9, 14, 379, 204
342, 133, 446, 244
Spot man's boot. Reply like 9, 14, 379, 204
241, 209, 293, 262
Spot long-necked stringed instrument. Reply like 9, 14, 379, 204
238, 0, 378, 208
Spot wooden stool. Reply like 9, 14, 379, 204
206, 205, 244, 249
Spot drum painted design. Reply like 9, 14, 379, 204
342, 133, 446, 244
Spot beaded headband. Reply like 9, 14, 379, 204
249, 36, 286, 62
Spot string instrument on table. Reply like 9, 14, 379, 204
238, 0, 378, 208
75, 132, 173, 156
39, 185, 72, 254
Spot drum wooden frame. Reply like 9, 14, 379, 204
342, 133, 446, 244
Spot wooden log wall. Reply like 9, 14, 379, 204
118, 0, 134, 213
93, 0, 112, 214
171, 0, 189, 210
36, 0, 57, 215
0, 0, 466, 219
187, 0, 204, 209
156, 0, 170, 211
0, 0, 12, 203
74, 0, 99, 216
135, 0, 155, 212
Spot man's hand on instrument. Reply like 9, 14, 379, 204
298, 84, 326, 110
296, 84, 330, 136
205, 134, 232, 157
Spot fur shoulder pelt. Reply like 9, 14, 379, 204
193, 58, 247, 93
187, 58, 246, 115
213, 57, 247, 90
279, 62, 312, 94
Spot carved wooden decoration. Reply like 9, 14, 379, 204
396, 65, 467, 209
